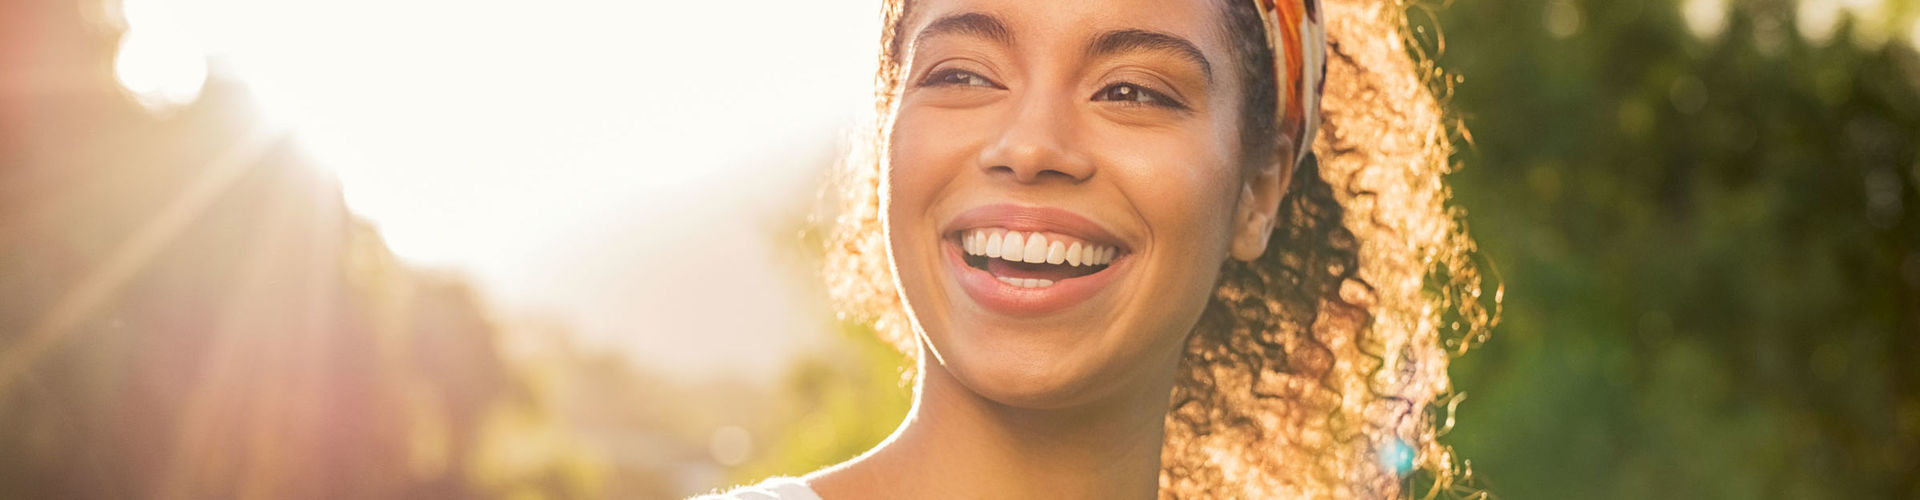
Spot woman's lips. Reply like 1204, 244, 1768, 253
944, 237, 1126, 316
939, 204, 1131, 316
940, 204, 1127, 251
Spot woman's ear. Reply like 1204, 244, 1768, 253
1230, 140, 1296, 262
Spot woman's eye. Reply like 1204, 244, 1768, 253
1093, 83, 1184, 110
923, 69, 999, 88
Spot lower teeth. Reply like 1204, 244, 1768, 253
997, 276, 1054, 288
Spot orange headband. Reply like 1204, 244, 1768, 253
1252, 0, 1327, 164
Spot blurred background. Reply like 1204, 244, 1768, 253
0, 0, 1915, 498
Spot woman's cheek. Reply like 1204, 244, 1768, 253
1100, 133, 1236, 234
887, 106, 967, 204
1107, 141, 1241, 305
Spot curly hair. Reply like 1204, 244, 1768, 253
822, 0, 1498, 497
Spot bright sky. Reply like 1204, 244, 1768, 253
115, 0, 881, 380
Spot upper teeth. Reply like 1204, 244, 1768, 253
961, 229, 1117, 266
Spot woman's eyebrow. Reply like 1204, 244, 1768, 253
913, 12, 1014, 50
1085, 29, 1214, 85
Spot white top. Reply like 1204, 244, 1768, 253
689, 477, 823, 500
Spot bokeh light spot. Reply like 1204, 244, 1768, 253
1681, 0, 1727, 39
1543, 0, 1582, 39
709, 425, 753, 467
1379, 438, 1415, 476
1798, 0, 1844, 45
1669, 75, 1709, 115
1909, 17, 1920, 48
113, 1, 207, 113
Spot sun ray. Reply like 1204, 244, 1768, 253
155, 155, 304, 500
0, 125, 283, 398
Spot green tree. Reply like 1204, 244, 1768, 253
1427, 0, 1920, 497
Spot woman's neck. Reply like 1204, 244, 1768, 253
809, 355, 1176, 500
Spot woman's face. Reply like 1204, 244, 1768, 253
885, 0, 1265, 408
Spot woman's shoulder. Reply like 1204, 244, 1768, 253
688, 476, 823, 500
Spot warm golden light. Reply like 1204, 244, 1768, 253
112, 0, 877, 378
1911, 16, 1920, 48
113, 0, 206, 112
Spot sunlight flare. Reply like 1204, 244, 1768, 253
114, 0, 207, 112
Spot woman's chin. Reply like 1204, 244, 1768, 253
936, 340, 1112, 410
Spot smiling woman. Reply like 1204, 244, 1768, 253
700, 0, 1494, 498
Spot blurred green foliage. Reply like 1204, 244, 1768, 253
1423, 0, 1920, 497
733, 323, 910, 484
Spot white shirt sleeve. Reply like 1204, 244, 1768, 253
688, 477, 824, 500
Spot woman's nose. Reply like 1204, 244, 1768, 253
976, 93, 1094, 184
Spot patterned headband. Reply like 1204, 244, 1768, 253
1252, 0, 1327, 165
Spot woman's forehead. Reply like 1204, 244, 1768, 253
902, 0, 1233, 55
